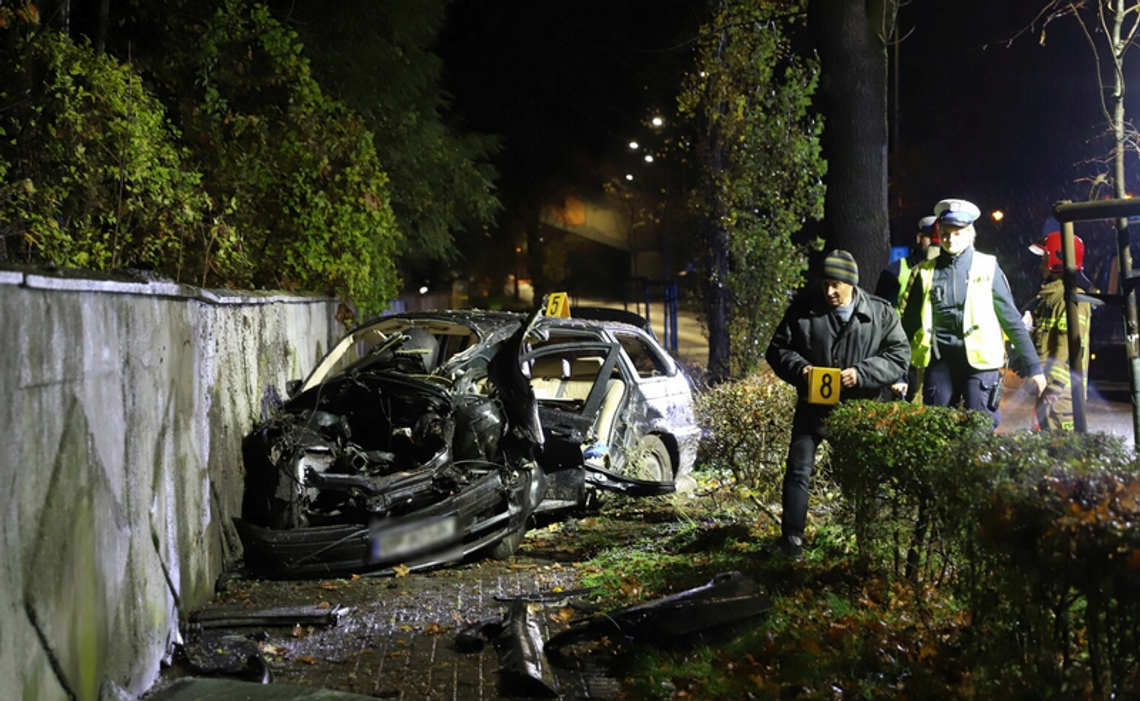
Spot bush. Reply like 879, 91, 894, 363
828, 407, 1140, 698
0, 18, 239, 280
945, 431, 1140, 699
826, 400, 992, 578
177, 0, 402, 313
695, 373, 837, 524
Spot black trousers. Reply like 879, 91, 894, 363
922, 346, 1001, 428
781, 403, 830, 539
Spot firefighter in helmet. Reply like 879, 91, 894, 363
1027, 231, 1093, 431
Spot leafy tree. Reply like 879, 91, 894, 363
807, 0, 899, 283
265, 0, 501, 280
677, 0, 826, 378
115, 0, 403, 312
0, 6, 243, 281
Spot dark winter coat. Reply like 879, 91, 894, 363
766, 286, 911, 402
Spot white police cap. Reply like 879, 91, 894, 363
934, 199, 981, 228
918, 215, 937, 232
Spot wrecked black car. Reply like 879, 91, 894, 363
236, 308, 699, 578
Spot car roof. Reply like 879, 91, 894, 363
362, 309, 524, 338
569, 306, 655, 335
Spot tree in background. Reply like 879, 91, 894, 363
115, 0, 403, 312
265, 0, 501, 280
678, 0, 826, 379
1026, 0, 1140, 379
3, 0, 498, 316
0, 5, 245, 281
807, 0, 899, 284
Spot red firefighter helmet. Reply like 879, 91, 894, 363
1029, 231, 1084, 271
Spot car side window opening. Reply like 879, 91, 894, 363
614, 332, 671, 378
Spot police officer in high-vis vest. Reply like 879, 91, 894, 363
901, 199, 1046, 426
877, 215, 942, 400
876, 215, 941, 307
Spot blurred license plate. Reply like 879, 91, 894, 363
371, 515, 458, 561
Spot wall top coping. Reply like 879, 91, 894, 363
0, 265, 336, 307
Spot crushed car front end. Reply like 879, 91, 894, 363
236, 313, 545, 578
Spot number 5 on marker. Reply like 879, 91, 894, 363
807, 366, 841, 405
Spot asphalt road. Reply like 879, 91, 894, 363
999, 378, 1136, 446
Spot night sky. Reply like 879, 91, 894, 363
439, 1, 1138, 302
440, 1, 697, 175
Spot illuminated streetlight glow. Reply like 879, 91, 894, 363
625, 174, 634, 181
418, 286, 429, 295
644, 155, 654, 163
629, 141, 639, 149
991, 210, 1004, 222
651, 116, 664, 127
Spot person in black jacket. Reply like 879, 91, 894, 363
765, 250, 911, 559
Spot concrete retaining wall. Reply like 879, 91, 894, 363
0, 268, 343, 701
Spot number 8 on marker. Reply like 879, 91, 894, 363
808, 367, 841, 405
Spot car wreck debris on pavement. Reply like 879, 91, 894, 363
451, 571, 772, 700
494, 599, 561, 698
190, 604, 351, 630
236, 303, 700, 578
545, 571, 772, 655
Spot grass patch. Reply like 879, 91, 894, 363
562, 493, 979, 700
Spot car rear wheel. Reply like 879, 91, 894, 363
630, 434, 673, 482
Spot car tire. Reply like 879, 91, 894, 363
488, 526, 525, 560
632, 434, 673, 482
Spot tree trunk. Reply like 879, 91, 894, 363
703, 27, 732, 382
808, 0, 894, 290
705, 218, 732, 382
1108, 0, 1140, 445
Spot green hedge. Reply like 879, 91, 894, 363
695, 373, 838, 522
827, 401, 1140, 698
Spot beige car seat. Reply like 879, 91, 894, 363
529, 356, 567, 399
566, 357, 626, 443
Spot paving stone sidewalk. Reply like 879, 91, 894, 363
144, 525, 625, 701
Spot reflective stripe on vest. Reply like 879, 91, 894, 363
910, 252, 1005, 369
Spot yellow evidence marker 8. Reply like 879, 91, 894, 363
807, 366, 841, 405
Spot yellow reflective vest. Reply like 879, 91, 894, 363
909, 252, 1006, 370
895, 257, 912, 308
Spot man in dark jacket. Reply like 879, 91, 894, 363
765, 250, 911, 559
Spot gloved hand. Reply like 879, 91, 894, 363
1040, 388, 1061, 405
